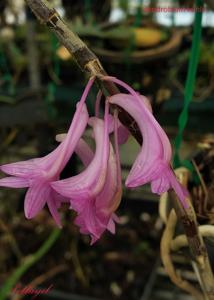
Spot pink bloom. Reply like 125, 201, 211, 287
52, 103, 122, 244
104, 76, 188, 208
0, 74, 189, 243
74, 139, 121, 244
0, 78, 95, 225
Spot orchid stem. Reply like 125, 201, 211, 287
171, 191, 214, 299
0, 228, 60, 300
168, 168, 214, 299
25, 0, 142, 144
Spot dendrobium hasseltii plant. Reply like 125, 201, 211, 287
0, 76, 188, 244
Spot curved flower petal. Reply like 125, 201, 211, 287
139, 95, 153, 113
47, 190, 63, 228
109, 93, 171, 184
56, 135, 94, 167
52, 118, 108, 198
151, 174, 170, 194
74, 198, 100, 236
95, 113, 122, 219
107, 114, 129, 145
75, 139, 94, 166
105, 76, 188, 208
117, 124, 130, 144
94, 89, 129, 144
0, 160, 43, 178
51, 102, 110, 199
107, 218, 116, 234
0, 103, 89, 181
24, 182, 51, 219
43, 103, 89, 177
71, 114, 122, 243
0, 177, 29, 188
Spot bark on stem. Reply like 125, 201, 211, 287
170, 169, 214, 299
25, 0, 142, 144
175, 199, 214, 299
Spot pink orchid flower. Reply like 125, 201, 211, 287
74, 113, 122, 244
0, 73, 189, 243
104, 76, 188, 208
0, 78, 95, 226
74, 139, 121, 244
52, 102, 122, 244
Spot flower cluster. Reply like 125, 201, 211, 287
0, 76, 188, 244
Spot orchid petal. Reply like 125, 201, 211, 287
1, 103, 89, 180
24, 182, 51, 219
69, 196, 88, 212
109, 93, 188, 207
75, 139, 94, 167
168, 169, 189, 202
56, 135, 94, 167
107, 114, 129, 144
105, 76, 188, 208
51, 102, 110, 199
70, 143, 120, 242
109, 93, 169, 184
0, 160, 42, 178
96, 112, 122, 217
0, 177, 29, 188
71, 114, 122, 242
74, 198, 103, 241
53, 190, 69, 204
112, 213, 120, 223
117, 124, 130, 144
51, 118, 107, 198
139, 95, 153, 113
47, 191, 63, 228
44, 103, 89, 177
107, 218, 116, 234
